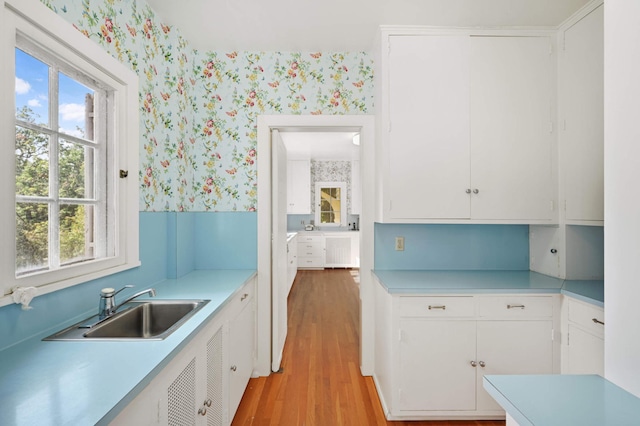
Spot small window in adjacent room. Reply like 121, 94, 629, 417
315, 182, 347, 227
0, 0, 139, 303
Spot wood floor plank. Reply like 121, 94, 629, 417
232, 269, 506, 426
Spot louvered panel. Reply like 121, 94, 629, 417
168, 357, 196, 425
325, 236, 351, 266
207, 327, 224, 426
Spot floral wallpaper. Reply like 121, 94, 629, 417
310, 160, 353, 214
41, 0, 375, 212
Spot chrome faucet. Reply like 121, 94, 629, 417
98, 285, 156, 319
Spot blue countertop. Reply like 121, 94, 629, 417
372, 270, 603, 306
0, 269, 256, 426
483, 375, 640, 426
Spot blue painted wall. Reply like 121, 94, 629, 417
0, 211, 257, 351
374, 223, 530, 270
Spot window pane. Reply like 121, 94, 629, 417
16, 202, 49, 275
16, 127, 50, 197
59, 139, 93, 198
15, 48, 49, 127
60, 204, 94, 265
59, 72, 94, 140
334, 187, 341, 199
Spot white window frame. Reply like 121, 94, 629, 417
314, 181, 347, 227
0, 0, 139, 306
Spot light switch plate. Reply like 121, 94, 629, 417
395, 236, 405, 251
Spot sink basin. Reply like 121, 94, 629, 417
44, 299, 209, 341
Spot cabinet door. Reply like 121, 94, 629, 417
470, 36, 554, 221
205, 327, 224, 426
476, 321, 553, 412
567, 324, 604, 376
287, 160, 311, 214
388, 35, 471, 219
228, 298, 255, 422
324, 235, 352, 267
562, 5, 604, 222
351, 160, 361, 215
398, 320, 476, 411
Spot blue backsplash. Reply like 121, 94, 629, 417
374, 223, 529, 270
0, 211, 257, 351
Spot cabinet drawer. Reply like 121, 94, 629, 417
399, 296, 475, 318
478, 296, 553, 318
298, 242, 324, 257
297, 235, 323, 243
568, 298, 604, 338
298, 257, 324, 268
225, 281, 255, 319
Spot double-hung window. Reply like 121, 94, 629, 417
1, 0, 139, 304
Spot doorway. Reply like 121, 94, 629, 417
255, 115, 375, 377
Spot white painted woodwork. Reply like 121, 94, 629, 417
111, 278, 256, 426
387, 34, 471, 220
469, 36, 555, 221
378, 29, 556, 223
476, 321, 554, 411
228, 294, 256, 419
351, 160, 361, 215
604, 0, 640, 396
561, 4, 604, 223
296, 235, 325, 269
399, 320, 477, 411
373, 279, 559, 420
286, 160, 311, 214
272, 130, 288, 372
565, 298, 604, 376
286, 235, 297, 294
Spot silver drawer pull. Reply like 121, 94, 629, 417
592, 318, 604, 325
428, 305, 446, 310
470, 360, 477, 367
507, 304, 525, 309
240, 293, 249, 301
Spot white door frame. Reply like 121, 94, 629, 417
255, 114, 375, 377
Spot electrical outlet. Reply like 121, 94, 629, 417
395, 236, 405, 251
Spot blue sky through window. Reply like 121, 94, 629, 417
15, 48, 94, 139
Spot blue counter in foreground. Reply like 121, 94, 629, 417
483, 375, 640, 426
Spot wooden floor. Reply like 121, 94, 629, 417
232, 269, 505, 426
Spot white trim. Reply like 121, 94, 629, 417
257, 114, 375, 377
0, 0, 139, 304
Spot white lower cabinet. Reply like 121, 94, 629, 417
374, 284, 559, 420
564, 298, 604, 376
111, 278, 256, 426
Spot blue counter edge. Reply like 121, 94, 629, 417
372, 270, 604, 307
483, 376, 533, 426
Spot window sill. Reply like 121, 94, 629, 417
0, 260, 141, 309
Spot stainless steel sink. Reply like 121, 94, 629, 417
44, 299, 209, 341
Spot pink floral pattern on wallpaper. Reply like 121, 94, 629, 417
43, 0, 374, 212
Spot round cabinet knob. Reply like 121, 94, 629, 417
198, 407, 207, 416
470, 361, 477, 367
204, 399, 212, 407
230, 365, 237, 372
479, 361, 486, 368
473, 189, 479, 194
466, 189, 471, 194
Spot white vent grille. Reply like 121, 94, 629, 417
325, 236, 351, 266
168, 357, 196, 425
207, 328, 224, 426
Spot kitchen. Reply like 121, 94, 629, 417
0, 0, 638, 424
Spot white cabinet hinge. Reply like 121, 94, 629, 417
398, 329, 403, 342
551, 328, 555, 341
550, 200, 554, 212
549, 121, 553, 134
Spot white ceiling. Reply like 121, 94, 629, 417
280, 132, 359, 161
145, 0, 590, 52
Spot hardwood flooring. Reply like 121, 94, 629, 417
232, 269, 505, 426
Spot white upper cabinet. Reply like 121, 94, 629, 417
286, 159, 311, 214
377, 29, 557, 223
469, 35, 555, 221
387, 35, 471, 220
560, 4, 604, 224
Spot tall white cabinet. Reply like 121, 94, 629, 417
377, 29, 556, 223
287, 160, 311, 214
